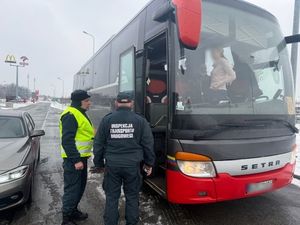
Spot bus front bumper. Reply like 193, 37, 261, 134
166, 163, 295, 204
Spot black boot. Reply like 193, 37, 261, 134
61, 215, 77, 225
72, 209, 88, 221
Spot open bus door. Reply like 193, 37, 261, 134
140, 0, 203, 198
140, 33, 169, 196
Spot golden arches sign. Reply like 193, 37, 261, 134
5, 55, 16, 64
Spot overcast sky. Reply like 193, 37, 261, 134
0, 0, 298, 98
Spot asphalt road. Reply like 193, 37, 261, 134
0, 102, 300, 225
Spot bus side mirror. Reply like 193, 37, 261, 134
285, 34, 300, 44
172, 0, 202, 50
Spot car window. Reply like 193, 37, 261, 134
25, 115, 34, 132
0, 116, 26, 138
27, 114, 35, 130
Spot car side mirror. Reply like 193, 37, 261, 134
285, 34, 300, 44
30, 130, 45, 138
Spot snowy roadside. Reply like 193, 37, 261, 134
0, 100, 67, 112
0, 99, 6, 108
50, 101, 67, 111
0, 101, 34, 109
292, 178, 300, 187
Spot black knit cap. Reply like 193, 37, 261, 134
71, 90, 90, 101
117, 91, 133, 103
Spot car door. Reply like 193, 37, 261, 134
24, 114, 38, 165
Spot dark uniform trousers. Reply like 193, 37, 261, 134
103, 166, 142, 225
62, 157, 88, 216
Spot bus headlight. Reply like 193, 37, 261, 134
175, 152, 216, 178
291, 144, 298, 164
177, 161, 216, 178
0, 166, 29, 184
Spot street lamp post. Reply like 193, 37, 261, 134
14, 65, 19, 98
27, 74, 30, 99
27, 74, 30, 90
57, 77, 64, 99
50, 84, 56, 98
4, 55, 29, 99
33, 77, 36, 91
9, 64, 23, 98
83, 31, 95, 55
83, 30, 96, 88
1, 81, 6, 99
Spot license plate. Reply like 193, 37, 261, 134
246, 180, 273, 194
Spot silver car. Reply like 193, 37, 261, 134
0, 110, 45, 211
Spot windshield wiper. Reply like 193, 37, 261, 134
245, 119, 299, 134
193, 123, 258, 140
218, 123, 263, 128
192, 119, 298, 140
193, 128, 225, 140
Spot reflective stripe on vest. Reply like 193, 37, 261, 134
60, 147, 92, 157
75, 140, 94, 147
59, 106, 94, 158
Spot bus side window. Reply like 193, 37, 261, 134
119, 48, 135, 92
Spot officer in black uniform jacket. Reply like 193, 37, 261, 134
92, 91, 155, 225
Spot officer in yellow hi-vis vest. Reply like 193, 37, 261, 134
59, 90, 94, 225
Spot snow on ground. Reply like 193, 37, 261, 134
0, 101, 34, 109
1, 100, 67, 110
0, 99, 6, 108
50, 101, 67, 110
13, 102, 34, 109
292, 178, 300, 187
0, 100, 67, 111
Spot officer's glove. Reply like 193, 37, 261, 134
90, 166, 105, 174
143, 164, 153, 177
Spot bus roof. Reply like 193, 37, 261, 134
75, 0, 155, 74
76, 0, 278, 74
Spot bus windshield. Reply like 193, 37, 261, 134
172, 1, 295, 138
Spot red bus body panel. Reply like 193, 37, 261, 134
166, 163, 295, 204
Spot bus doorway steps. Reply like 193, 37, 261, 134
144, 175, 166, 197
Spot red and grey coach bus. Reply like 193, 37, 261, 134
74, 0, 300, 204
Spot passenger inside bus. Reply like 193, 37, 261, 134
174, 45, 263, 109
228, 53, 263, 103
174, 42, 267, 110
208, 47, 236, 104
